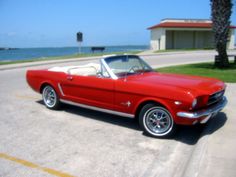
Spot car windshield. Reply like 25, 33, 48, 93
104, 55, 153, 78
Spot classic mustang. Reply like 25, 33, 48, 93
26, 55, 227, 137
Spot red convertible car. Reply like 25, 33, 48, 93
26, 55, 227, 137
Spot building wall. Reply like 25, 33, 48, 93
150, 27, 234, 50
174, 31, 194, 49
166, 31, 174, 49
150, 28, 166, 50
165, 30, 214, 49
228, 29, 235, 49
204, 31, 214, 48
195, 31, 204, 48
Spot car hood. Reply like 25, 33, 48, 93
128, 72, 225, 96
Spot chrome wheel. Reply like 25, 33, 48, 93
144, 107, 172, 135
139, 105, 175, 137
42, 86, 57, 108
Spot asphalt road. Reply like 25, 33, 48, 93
1, 49, 236, 71
0, 51, 235, 177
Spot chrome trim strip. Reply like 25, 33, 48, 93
200, 114, 211, 124
60, 99, 135, 118
177, 96, 227, 119
101, 58, 118, 80
58, 83, 65, 96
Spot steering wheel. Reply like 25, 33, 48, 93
127, 65, 140, 73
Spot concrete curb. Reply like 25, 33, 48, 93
181, 126, 211, 177
181, 107, 230, 177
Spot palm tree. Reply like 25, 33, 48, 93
210, 0, 233, 68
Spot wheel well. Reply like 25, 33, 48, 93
40, 83, 51, 93
135, 100, 166, 119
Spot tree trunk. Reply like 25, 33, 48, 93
215, 42, 230, 68
211, 0, 233, 68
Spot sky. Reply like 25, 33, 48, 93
0, 0, 236, 48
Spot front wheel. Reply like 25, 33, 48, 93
42, 85, 61, 110
139, 104, 176, 138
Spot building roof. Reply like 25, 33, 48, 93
148, 19, 236, 30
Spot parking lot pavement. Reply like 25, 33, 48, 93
0, 56, 235, 177
183, 83, 236, 177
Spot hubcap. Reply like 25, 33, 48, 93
43, 86, 56, 107
145, 108, 172, 135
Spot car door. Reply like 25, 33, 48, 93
113, 78, 142, 115
60, 74, 115, 110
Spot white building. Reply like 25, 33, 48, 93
148, 18, 235, 51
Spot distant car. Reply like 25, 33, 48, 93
26, 55, 227, 137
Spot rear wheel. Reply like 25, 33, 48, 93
42, 85, 60, 110
139, 103, 176, 138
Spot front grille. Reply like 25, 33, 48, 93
208, 90, 225, 106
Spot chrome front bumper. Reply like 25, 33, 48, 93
177, 96, 227, 119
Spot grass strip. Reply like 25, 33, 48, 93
157, 62, 236, 83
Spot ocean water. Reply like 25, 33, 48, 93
0, 45, 148, 61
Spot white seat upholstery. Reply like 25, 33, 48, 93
48, 63, 101, 76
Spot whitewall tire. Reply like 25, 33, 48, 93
139, 104, 176, 138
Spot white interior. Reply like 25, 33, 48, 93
48, 63, 101, 76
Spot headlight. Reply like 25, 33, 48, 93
192, 98, 197, 108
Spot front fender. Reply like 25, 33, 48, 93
133, 97, 177, 118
